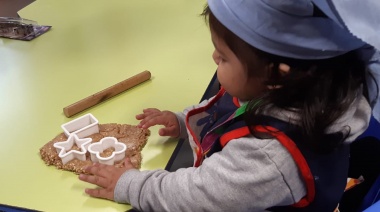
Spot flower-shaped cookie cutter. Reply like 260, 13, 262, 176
88, 137, 127, 165
53, 134, 92, 165
61, 113, 99, 138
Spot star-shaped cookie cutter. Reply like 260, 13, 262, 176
53, 134, 92, 165
88, 137, 127, 165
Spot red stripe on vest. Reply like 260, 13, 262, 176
220, 125, 315, 208
220, 126, 251, 147
232, 97, 241, 107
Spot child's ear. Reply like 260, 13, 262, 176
266, 63, 290, 74
279, 63, 290, 75
266, 63, 290, 90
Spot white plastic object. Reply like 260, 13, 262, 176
61, 113, 99, 138
88, 137, 127, 165
53, 134, 92, 165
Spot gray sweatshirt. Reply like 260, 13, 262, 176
114, 93, 371, 212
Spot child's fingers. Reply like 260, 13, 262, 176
142, 108, 161, 113
84, 163, 110, 178
123, 157, 134, 169
135, 114, 145, 120
79, 173, 109, 188
136, 108, 161, 121
84, 187, 113, 200
138, 113, 166, 128
159, 126, 179, 137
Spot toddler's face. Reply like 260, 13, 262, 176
211, 30, 262, 101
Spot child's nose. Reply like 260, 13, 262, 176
212, 51, 220, 65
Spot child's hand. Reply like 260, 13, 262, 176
136, 108, 180, 137
78, 158, 135, 201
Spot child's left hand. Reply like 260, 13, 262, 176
78, 157, 135, 201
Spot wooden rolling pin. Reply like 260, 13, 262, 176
63, 70, 151, 117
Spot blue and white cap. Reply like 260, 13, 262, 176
312, 0, 380, 51
207, 0, 375, 59
208, 0, 380, 121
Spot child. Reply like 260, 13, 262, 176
79, 1, 373, 211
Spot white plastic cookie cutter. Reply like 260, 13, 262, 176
61, 113, 99, 138
53, 134, 92, 165
88, 137, 127, 165
55, 113, 127, 165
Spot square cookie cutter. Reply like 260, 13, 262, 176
61, 113, 99, 138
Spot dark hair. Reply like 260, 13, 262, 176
202, 6, 365, 153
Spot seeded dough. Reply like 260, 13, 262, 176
40, 123, 150, 174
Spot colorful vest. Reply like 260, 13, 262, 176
185, 88, 350, 211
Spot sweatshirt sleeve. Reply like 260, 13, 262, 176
114, 136, 306, 211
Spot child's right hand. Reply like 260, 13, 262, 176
136, 108, 180, 137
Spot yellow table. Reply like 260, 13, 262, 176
0, 1, 215, 211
